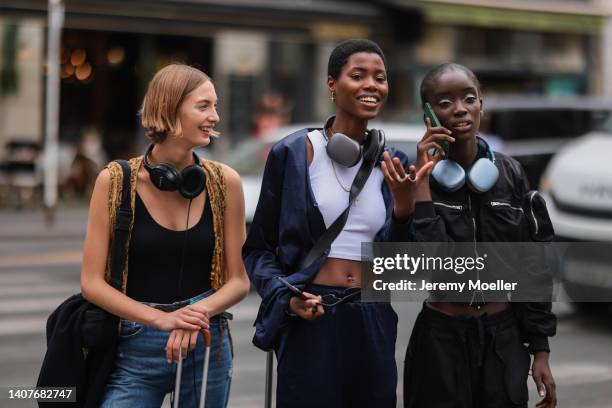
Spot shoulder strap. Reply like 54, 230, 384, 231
298, 145, 377, 271
108, 159, 132, 290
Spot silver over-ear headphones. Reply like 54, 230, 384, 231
322, 115, 385, 167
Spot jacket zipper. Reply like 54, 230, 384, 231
434, 201, 464, 211
490, 201, 524, 212
528, 191, 539, 236
468, 195, 479, 256
467, 194, 484, 307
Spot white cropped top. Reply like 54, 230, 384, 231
307, 129, 386, 261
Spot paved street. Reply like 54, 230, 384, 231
1, 209, 611, 407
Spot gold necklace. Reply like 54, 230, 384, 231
331, 160, 350, 192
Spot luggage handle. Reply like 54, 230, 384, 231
173, 329, 212, 408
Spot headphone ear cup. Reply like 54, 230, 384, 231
466, 158, 499, 193
431, 160, 466, 192
363, 129, 378, 163
376, 129, 386, 162
179, 165, 206, 199
149, 163, 182, 191
367, 129, 386, 163
326, 133, 362, 167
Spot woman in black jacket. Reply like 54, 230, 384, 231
404, 63, 557, 408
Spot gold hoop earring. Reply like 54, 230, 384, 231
330, 92, 335, 102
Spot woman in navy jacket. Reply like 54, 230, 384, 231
243, 39, 431, 407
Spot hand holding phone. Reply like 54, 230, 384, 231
278, 276, 325, 319
277, 276, 308, 300
424, 102, 450, 154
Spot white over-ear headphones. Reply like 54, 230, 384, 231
431, 136, 499, 193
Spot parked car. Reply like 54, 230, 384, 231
220, 123, 423, 223
485, 97, 612, 188
539, 115, 612, 304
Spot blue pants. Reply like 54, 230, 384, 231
276, 284, 398, 408
101, 292, 233, 408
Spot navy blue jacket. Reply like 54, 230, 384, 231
242, 128, 414, 352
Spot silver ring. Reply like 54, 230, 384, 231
396, 173, 416, 183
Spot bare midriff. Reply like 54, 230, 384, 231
311, 260, 510, 316
312, 257, 362, 288
427, 301, 509, 317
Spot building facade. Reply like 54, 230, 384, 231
1, 0, 611, 157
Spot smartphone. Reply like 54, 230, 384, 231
277, 276, 308, 300
424, 102, 449, 154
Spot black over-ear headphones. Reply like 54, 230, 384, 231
143, 144, 206, 199
323, 115, 385, 167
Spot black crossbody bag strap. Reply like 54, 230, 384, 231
298, 141, 379, 271
108, 159, 132, 291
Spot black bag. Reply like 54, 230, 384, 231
37, 160, 133, 407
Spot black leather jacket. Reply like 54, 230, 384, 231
413, 142, 556, 354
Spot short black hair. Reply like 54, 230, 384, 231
327, 39, 387, 79
420, 63, 481, 106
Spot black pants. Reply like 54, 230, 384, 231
404, 304, 531, 408
276, 284, 398, 408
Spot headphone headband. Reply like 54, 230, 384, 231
143, 144, 201, 171
476, 135, 495, 162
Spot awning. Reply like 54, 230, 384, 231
398, 1, 604, 34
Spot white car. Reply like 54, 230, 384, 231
539, 117, 612, 303
220, 123, 424, 223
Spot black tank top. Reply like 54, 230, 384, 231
126, 193, 214, 303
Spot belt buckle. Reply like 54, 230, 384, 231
320, 288, 361, 308
155, 304, 177, 313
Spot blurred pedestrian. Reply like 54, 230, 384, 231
80, 63, 250, 407
243, 39, 432, 407
251, 90, 292, 139
405, 63, 557, 408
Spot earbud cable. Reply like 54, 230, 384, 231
177, 198, 193, 299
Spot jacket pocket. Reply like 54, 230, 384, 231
433, 200, 464, 211
494, 326, 531, 405
483, 201, 525, 241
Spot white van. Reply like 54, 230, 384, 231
539, 116, 612, 303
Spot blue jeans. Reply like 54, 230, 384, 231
101, 291, 233, 408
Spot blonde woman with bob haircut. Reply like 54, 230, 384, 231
81, 63, 250, 407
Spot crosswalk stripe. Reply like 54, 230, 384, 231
0, 250, 82, 268
0, 273, 55, 284
0, 316, 48, 336
0, 283, 78, 298
0, 297, 72, 314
